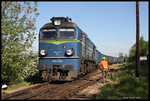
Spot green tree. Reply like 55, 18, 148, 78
21, 51, 39, 79
1, 1, 39, 84
140, 36, 149, 56
128, 36, 148, 62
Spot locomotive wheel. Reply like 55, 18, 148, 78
39, 70, 42, 78
40, 70, 51, 81
41, 71, 47, 81
80, 61, 86, 76
88, 62, 92, 73
86, 62, 90, 73
45, 69, 51, 81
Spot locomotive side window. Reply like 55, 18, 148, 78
59, 28, 76, 40
40, 29, 57, 40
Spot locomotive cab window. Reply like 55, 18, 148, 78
59, 28, 76, 40
40, 29, 57, 40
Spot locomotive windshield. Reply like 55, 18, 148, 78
59, 28, 75, 39
40, 28, 76, 40
40, 29, 57, 40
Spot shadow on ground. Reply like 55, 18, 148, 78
24, 72, 44, 84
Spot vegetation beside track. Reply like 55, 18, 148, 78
1, 72, 43, 93
2, 81, 31, 93
95, 62, 149, 100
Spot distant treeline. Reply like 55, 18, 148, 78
119, 36, 148, 62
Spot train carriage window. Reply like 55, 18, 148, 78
59, 28, 76, 39
40, 29, 57, 40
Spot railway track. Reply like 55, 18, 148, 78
52, 77, 102, 100
1, 82, 51, 100
2, 68, 102, 100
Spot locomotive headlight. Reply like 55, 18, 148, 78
66, 49, 73, 56
54, 20, 61, 25
40, 50, 47, 56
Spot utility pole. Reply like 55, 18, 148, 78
136, 1, 140, 77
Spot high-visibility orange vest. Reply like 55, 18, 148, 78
100, 60, 108, 69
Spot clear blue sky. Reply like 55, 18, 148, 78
32, 1, 149, 57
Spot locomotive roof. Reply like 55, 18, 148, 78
41, 17, 95, 48
42, 22, 79, 29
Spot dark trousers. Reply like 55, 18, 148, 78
102, 69, 108, 83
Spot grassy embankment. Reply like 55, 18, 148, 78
95, 62, 149, 100
2, 72, 43, 93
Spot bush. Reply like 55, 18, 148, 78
96, 63, 149, 100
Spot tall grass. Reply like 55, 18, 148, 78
96, 62, 149, 100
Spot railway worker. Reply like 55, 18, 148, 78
98, 57, 110, 83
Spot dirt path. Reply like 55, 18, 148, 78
68, 63, 125, 100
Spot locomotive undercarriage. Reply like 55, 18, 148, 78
39, 60, 96, 81
39, 64, 78, 81
79, 60, 96, 76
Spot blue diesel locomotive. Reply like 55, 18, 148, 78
38, 17, 124, 81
